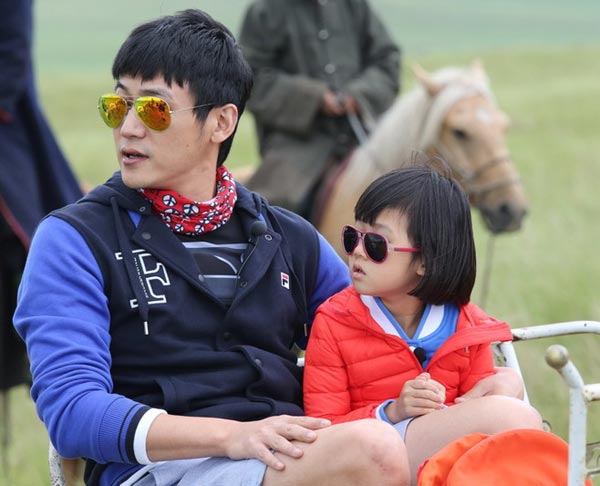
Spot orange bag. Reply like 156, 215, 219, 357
417, 429, 592, 486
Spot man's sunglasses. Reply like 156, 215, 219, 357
97, 94, 213, 131
341, 225, 420, 263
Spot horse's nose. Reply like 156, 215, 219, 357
482, 202, 528, 233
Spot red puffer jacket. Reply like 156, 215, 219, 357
304, 287, 513, 424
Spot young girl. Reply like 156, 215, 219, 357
304, 165, 542, 483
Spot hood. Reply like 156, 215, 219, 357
80, 172, 149, 212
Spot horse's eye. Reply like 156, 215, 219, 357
452, 129, 469, 141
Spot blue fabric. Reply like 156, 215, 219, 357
376, 399, 395, 424
14, 217, 150, 465
0, 0, 82, 246
296, 233, 351, 349
0, 0, 82, 392
125, 457, 267, 486
374, 300, 459, 368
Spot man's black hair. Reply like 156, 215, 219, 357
112, 9, 253, 165
354, 162, 476, 306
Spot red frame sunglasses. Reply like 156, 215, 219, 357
341, 225, 420, 263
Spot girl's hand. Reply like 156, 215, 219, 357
384, 373, 446, 423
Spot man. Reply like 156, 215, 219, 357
15, 9, 522, 486
239, 0, 401, 219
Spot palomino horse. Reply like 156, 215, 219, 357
316, 60, 528, 256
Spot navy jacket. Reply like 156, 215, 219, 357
0, 0, 82, 246
14, 173, 350, 485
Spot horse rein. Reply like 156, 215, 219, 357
435, 146, 522, 205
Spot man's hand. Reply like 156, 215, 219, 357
320, 90, 345, 116
454, 367, 525, 403
225, 415, 331, 471
384, 373, 446, 423
320, 91, 360, 117
340, 94, 359, 115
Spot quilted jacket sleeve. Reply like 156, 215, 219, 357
303, 307, 379, 423
239, 1, 327, 136
343, 0, 401, 122
458, 343, 496, 397
456, 305, 511, 397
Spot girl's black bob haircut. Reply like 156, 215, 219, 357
354, 161, 476, 306
111, 9, 253, 166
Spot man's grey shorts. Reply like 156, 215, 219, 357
121, 457, 267, 486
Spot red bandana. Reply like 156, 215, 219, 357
139, 166, 237, 235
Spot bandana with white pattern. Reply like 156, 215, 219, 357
139, 165, 237, 235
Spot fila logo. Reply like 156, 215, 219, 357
280, 272, 290, 290
115, 249, 171, 307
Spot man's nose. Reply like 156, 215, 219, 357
119, 107, 146, 137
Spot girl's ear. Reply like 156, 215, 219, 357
416, 258, 426, 277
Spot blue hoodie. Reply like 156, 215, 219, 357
14, 172, 350, 485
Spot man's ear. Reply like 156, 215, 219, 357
210, 104, 238, 143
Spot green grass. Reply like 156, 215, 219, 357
3, 1, 600, 484
33, 0, 600, 70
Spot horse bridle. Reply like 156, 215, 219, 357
434, 145, 522, 205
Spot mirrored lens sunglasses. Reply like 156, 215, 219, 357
341, 225, 420, 263
97, 94, 213, 131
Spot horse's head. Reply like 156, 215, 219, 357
414, 61, 528, 233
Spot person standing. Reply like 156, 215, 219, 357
239, 0, 401, 219
0, 0, 82, 395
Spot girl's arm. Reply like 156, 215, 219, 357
458, 344, 499, 397
455, 366, 525, 402
303, 312, 380, 423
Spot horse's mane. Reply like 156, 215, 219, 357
345, 65, 495, 188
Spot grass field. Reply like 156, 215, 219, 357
2, 1, 599, 484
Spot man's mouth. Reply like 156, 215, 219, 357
121, 147, 147, 161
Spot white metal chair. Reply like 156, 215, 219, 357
497, 321, 600, 485
49, 443, 83, 486
49, 321, 600, 486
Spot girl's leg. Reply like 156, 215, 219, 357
263, 419, 410, 486
403, 396, 542, 485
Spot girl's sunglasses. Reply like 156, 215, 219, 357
97, 94, 213, 131
341, 225, 420, 263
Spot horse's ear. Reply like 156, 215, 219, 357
498, 110, 512, 130
412, 64, 443, 97
470, 58, 487, 80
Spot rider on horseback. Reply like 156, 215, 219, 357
239, 0, 401, 220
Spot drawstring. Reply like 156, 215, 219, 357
110, 197, 151, 335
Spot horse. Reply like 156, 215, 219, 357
314, 60, 528, 256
